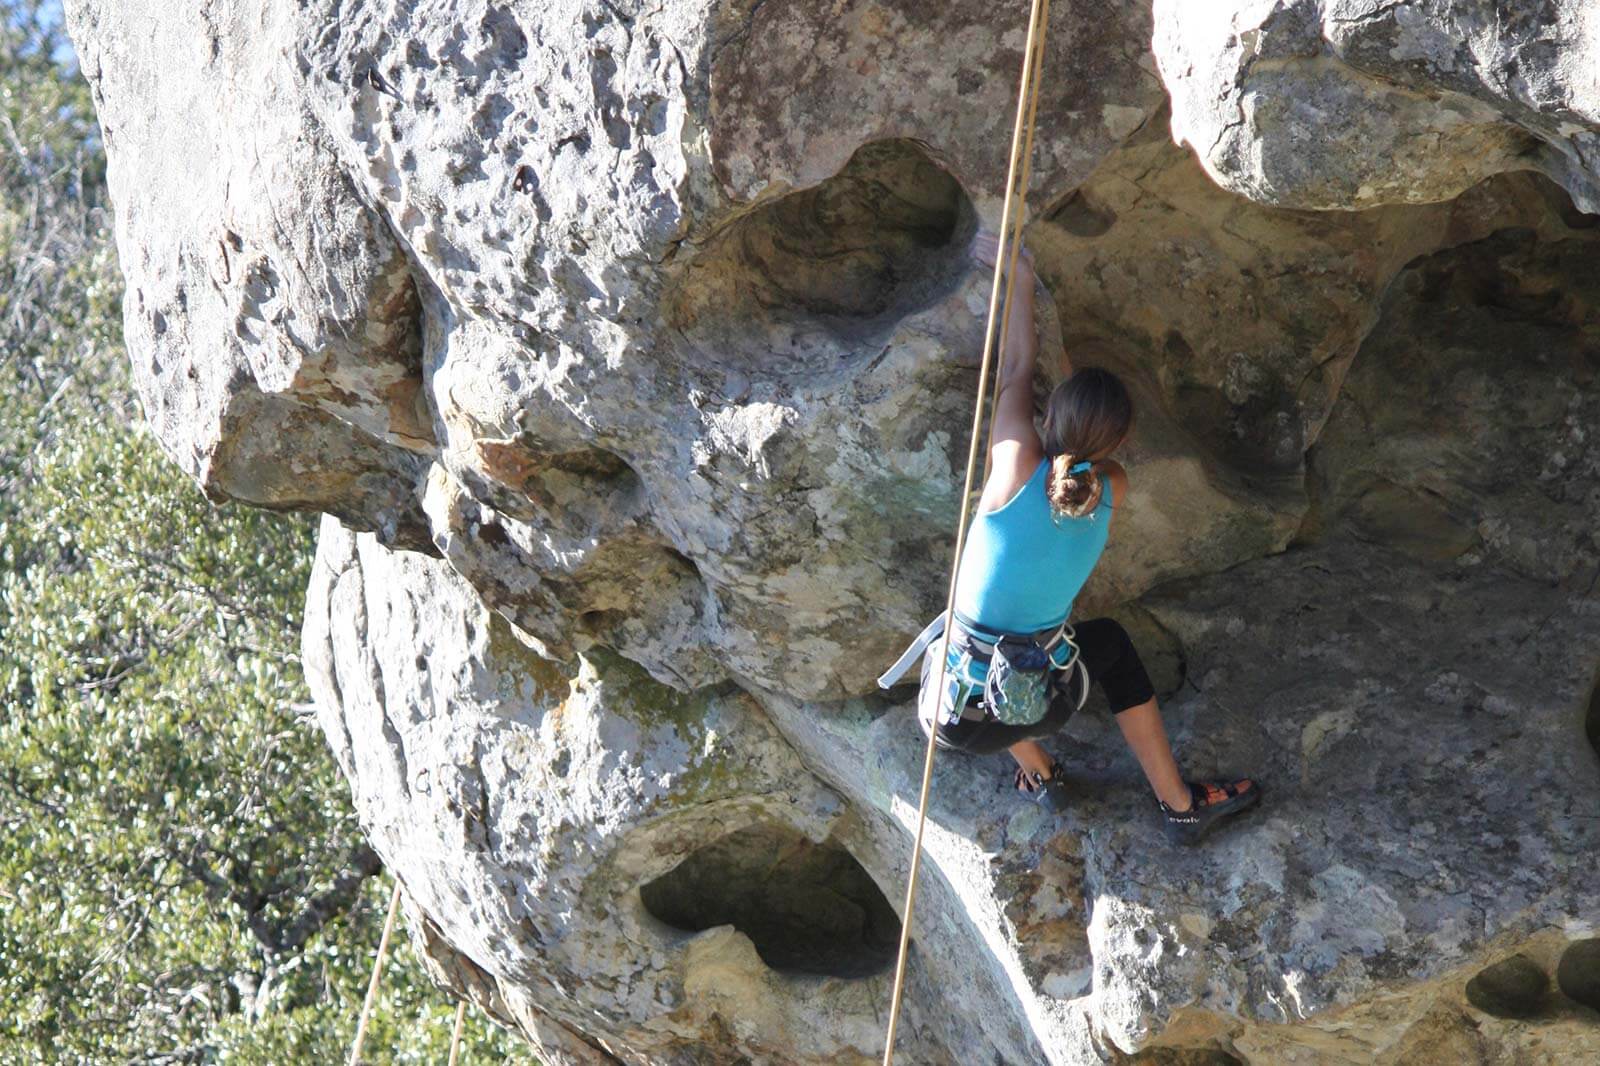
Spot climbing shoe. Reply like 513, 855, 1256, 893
1014, 762, 1072, 814
1159, 778, 1261, 846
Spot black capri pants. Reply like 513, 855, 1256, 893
930, 617, 1155, 756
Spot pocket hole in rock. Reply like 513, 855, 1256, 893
667, 138, 977, 383
640, 823, 901, 978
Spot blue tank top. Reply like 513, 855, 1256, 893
952, 460, 1114, 634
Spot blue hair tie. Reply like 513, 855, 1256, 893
1067, 460, 1094, 475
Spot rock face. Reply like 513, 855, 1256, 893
65, 0, 436, 548
1155, 0, 1600, 212
67, 1, 1600, 1063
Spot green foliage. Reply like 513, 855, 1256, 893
0, 5, 535, 1063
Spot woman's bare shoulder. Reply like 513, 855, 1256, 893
978, 441, 1044, 513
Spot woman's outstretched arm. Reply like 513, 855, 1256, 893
972, 232, 1045, 508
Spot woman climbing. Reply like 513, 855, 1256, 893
885, 233, 1260, 845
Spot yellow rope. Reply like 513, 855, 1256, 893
448, 999, 469, 1066
348, 880, 403, 1066
347, 875, 471, 1066
879, 3, 1054, 1063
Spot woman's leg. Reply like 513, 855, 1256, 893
1008, 738, 1055, 778
931, 682, 1073, 791
1071, 619, 1188, 807
1003, 671, 1190, 813
940, 695, 1072, 759
1074, 618, 1256, 814
1004, 670, 1083, 777
1113, 698, 1191, 810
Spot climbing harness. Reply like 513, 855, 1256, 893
878, 0, 1055, 1062
878, 612, 1089, 730
348, 877, 472, 1065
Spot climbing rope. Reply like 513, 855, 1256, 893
448, 999, 469, 1066
879, 2, 1054, 1063
349, 880, 403, 1066
347, 877, 473, 1065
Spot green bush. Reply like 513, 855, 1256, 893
0, 5, 534, 1062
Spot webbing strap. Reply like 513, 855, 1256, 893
877, 614, 947, 690
879, 2, 1055, 1061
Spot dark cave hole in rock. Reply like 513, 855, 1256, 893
1045, 188, 1117, 238
667, 138, 977, 383
1312, 198, 1600, 575
1171, 378, 1305, 475
639, 823, 901, 978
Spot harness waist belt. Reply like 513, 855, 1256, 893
877, 612, 1076, 690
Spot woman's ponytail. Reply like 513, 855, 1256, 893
1047, 453, 1104, 518
1041, 366, 1133, 519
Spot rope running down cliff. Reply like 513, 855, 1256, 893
349, 881, 403, 1066
879, 0, 1054, 1061
347, 879, 471, 1065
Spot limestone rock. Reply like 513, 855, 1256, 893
1154, 1, 1600, 212
303, 514, 925, 1065
1310, 212, 1600, 583
66, 0, 434, 547
64, 0, 1600, 1062
708, 0, 1162, 208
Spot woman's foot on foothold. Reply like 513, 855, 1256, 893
1159, 778, 1261, 846
1015, 761, 1072, 814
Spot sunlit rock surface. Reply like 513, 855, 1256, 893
1155, 0, 1600, 212
68, 0, 1600, 1062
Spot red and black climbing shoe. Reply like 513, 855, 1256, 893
1015, 762, 1072, 814
1159, 778, 1261, 846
